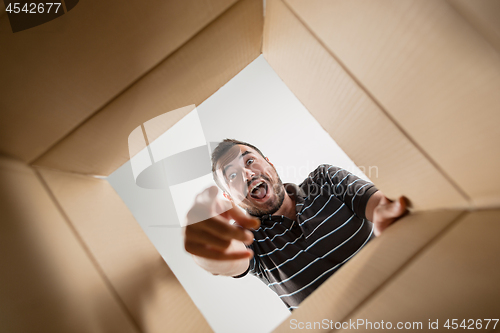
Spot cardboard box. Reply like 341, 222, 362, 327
1, 0, 499, 332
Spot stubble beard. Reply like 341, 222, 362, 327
243, 176, 285, 217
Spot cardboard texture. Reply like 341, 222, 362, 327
2, 0, 500, 332
36, 167, 211, 333
283, 0, 500, 208
0, 156, 138, 333
0, 0, 237, 163
32, 0, 263, 176
448, 0, 500, 54
273, 209, 465, 333
126, 105, 197, 162
338, 209, 500, 332
262, 0, 470, 211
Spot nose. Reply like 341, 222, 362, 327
244, 167, 255, 182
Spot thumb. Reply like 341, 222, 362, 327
188, 186, 221, 224
389, 197, 406, 217
206, 185, 219, 200
195, 185, 219, 206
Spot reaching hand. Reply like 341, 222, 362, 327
184, 186, 261, 260
371, 196, 409, 236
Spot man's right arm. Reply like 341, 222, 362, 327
184, 186, 260, 277
191, 240, 250, 277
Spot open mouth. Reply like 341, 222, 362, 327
249, 181, 268, 200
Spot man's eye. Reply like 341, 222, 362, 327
246, 158, 254, 165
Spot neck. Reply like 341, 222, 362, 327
273, 191, 296, 221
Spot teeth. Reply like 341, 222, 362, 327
250, 181, 264, 193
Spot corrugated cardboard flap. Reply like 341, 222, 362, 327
337, 209, 500, 332
273, 210, 465, 333
263, 0, 471, 211
32, 0, 263, 177
0, 156, 138, 333
36, 166, 212, 333
0, 0, 237, 163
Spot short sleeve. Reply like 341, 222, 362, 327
310, 165, 378, 220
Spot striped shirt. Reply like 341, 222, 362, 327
234, 165, 378, 311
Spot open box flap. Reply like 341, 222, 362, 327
0, 0, 238, 163
273, 209, 465, 332
31, 0, 263, 176
338, 209, 500, 332
284, 0, 500, 208
263, 0, 470, 211
36, 166, 212, 333
0, 156, 140, 332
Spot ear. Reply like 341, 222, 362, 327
265, 157, 274, 166
223, 192, 233, 202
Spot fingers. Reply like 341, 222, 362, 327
185, 214, 254, 256
378, 196, 407, 220
390, 197, 406, 216
221, 203, 261, 230
373, 196, 410, 236
185, 226, 231, 251
188, 185, 260, 230
401, 196, 412, 209
200, 215, 254, 245
184, 185, 260, 261
185, 241, 254, 260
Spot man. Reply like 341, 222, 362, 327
184, 139, 408, 310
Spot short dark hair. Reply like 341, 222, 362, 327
211, 139, 266, 191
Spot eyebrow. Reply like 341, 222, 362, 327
222, 150, 252, 179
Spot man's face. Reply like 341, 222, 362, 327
216, 145, 285, 217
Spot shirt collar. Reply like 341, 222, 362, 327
260, 183, 306, 222
258, 183, 306, 223
283, 183, 306, 214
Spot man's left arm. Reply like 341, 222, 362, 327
365, 191, 408, 236
322, 165, 408, 236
